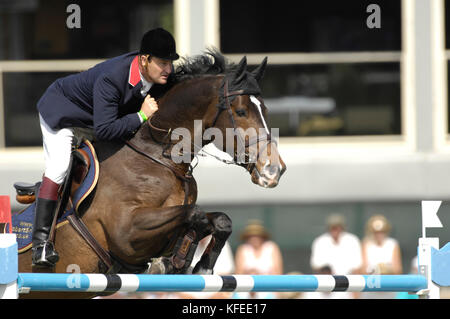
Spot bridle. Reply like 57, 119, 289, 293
125, 77, 276, 188
210, 79, 275, 171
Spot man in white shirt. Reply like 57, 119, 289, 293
311, 214, 362, 274
307, 214, 362, 299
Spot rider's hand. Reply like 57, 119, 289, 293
140, 95, 158, 119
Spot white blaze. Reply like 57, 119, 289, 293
250, 95, 270, 135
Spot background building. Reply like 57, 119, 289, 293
1, 0, 450, 274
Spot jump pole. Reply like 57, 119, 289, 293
15, 273, 427, 294
0, 199, 448, 299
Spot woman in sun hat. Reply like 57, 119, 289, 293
361, 214, 402, 275
233, 219, 283, 299
235, 219, 283, 276
360, 214, 403, 299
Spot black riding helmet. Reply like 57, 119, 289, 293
139, 28, 179, 61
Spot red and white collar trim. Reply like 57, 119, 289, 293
128, 55, 141, 87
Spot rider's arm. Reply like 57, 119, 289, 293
93, 75, 142, 141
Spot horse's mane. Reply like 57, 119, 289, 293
172, 48, 236, 82
145, 49, 265, 135
150, 49, 235, 98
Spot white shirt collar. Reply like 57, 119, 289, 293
139, 70, 153, 97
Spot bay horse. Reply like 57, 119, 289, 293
17, 50, 286, 298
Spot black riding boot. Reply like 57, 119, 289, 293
31, 197, 59, 267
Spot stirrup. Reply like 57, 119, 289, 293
32, 242, 59, 267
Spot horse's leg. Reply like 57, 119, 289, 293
148, 206, 214, 274
192, 212, 232, 275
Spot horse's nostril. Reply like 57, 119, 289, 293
268, 165, 279, 176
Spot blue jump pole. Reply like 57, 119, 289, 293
17, 273, 428, 293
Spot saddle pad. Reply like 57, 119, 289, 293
11, 140, 99, 253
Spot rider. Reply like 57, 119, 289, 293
32, 27, 179, 267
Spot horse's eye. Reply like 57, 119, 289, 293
235, 109, 247, 117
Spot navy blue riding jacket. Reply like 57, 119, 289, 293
37, 51, 149, 141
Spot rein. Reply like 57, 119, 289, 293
124, 140, 191, 182
141, 78, 275, 173
123, 140, 192, 206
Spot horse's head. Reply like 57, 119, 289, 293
206, 56, 286, 188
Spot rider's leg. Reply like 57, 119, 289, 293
32, 114, 73, 267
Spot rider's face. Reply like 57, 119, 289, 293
139, 55, 173, 85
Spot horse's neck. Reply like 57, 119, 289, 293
153, 76, 219, 131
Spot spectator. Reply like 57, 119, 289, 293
235, 219, 283, 275
310, 214, 362, 275
309, 214, 362, 299
361, 214, 402, 275
233, 219, 283, 299
360, 214, 402, 299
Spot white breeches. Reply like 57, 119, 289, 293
39, 114, 74, 185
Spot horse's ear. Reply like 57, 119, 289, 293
233, 56, 247, 84
252, 57, 268, 82
236, 56, 247, 73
